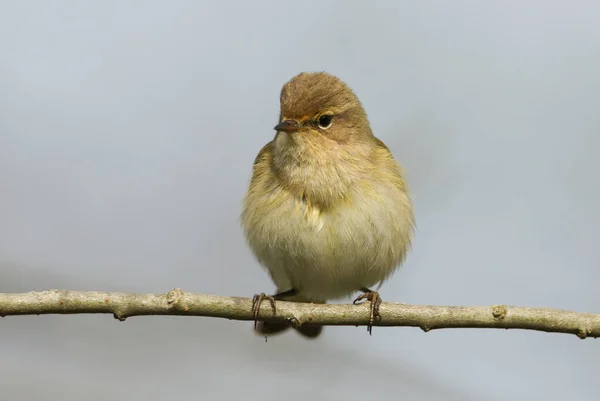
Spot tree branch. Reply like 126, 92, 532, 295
0, 289, 598, 339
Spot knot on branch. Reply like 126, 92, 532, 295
166, 288, 189, 312
577, 326, 591, 339
492, 305, 507, 321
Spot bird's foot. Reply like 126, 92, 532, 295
353, 288, 382, 335
252, 293, 276, 330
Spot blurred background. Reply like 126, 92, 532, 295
1, 1, 599, 400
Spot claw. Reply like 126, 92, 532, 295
353, 290, 382, 335
252, 293, 276, 330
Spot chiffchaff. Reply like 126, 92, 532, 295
241, 72, 414, 338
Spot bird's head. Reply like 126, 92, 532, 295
271, 72, 381, 206
274, 71, 373, 147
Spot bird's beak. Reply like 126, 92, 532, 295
274, 120, 300, 133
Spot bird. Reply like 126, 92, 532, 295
241, 71, 414, 339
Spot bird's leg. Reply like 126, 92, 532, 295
251, 288, 297, 329
353, 287, 382, 335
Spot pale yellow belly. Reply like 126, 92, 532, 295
244, 188, 411, 301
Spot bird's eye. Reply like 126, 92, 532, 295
317, 114, 333, 129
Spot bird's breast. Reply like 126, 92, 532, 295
242, 177, 413, 301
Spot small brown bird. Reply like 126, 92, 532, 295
241, 72, 414, 338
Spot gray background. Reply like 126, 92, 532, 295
1, 1, 599, 400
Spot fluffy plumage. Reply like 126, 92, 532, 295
242, 72, 414, 338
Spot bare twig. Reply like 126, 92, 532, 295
0, 289, 598, 339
